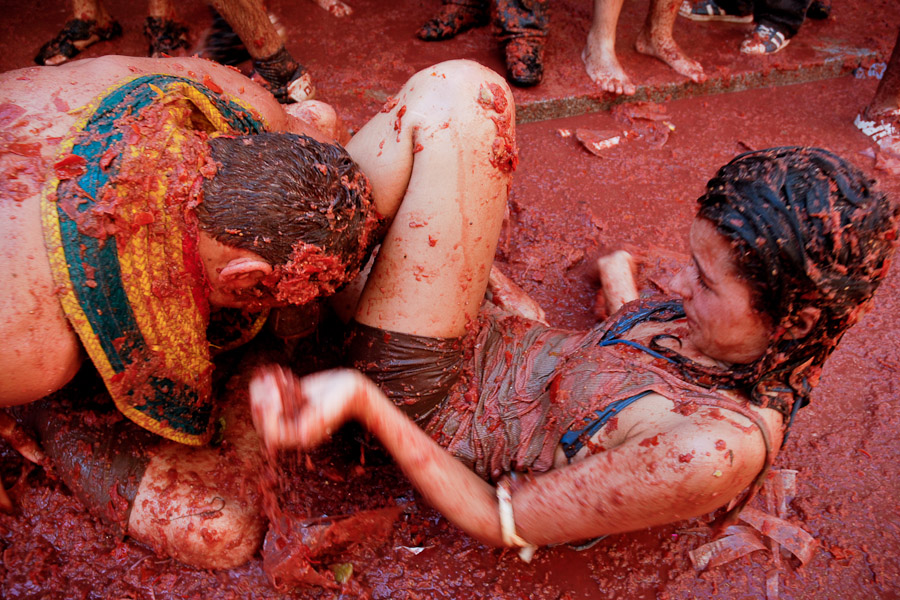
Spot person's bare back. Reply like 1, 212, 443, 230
0, 56, 331, 407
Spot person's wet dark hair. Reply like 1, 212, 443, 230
658, 147, 899, 416
197, 133, 382, 304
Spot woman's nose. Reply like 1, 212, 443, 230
669, 267, 690, 299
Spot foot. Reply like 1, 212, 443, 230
505, 36, 545, 87
487, 266, 548, 325
635, 29, 706, 83
311, 0, 354, 18
678, 0, 753, 23
35, 18, 123, 66
582, 43, 636, 96
144, 17, 190, 58
417, 3, 489, 41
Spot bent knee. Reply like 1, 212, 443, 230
130, 495, 265, 569
408, 60, 515, 119
129, 449, 266, 569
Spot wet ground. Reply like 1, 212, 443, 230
1, 1, 899, 599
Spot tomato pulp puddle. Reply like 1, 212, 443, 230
3, 67, 899, 600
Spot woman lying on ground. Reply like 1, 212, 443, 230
250, 147, 898, 557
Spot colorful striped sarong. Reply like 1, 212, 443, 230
42, 74, 267, 445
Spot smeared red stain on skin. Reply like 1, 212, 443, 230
6, 142, 41, 157
715, 439, 727, 451
476, 83, 518, 173
408, 215, 427, 228
604, 415, 619, 434
428, 235, 438, 246
678, 452, 694, 463
381, 96, 398, 113
0, 102, 26, 127
202, 75, 223, 94
52, 95, 69, 113
413, 143, 424, 153
639, 434, 660, 447
394, 105, 407, 141
707, 408, 726, 421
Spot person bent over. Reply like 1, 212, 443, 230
0, 55, 515, 568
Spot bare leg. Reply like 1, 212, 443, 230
128, 381, 265, 569
209, 0, 282, 59
147, 0, 176, 20
144, 0, 190, 57
583, 0, 636, 96
72, 0, 110, 23
345, 60, 515, 338
635, 0, 706, 83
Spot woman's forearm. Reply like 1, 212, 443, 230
353, 376, 507, 547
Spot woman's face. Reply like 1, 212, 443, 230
669, 218, 773, 365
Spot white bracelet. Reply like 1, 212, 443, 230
496, 480, 538, 562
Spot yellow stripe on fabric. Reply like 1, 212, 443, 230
116, 99, 209, 390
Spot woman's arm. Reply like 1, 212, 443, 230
251, 367, 507, 546
250, 368, 773, 548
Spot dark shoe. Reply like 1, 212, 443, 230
144, 16, 190, 57
35, 18, 123, 66
678, 0, 752, 23
252, 46, 315, 103
740, 24, 790, 55
417, 2, 489, 41
505, 36, 544, 87
806, 0, 831, 19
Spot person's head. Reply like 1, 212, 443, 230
195, 133, 382, 309
674, 146, 898, 408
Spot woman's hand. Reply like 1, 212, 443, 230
249, 366, 368, 451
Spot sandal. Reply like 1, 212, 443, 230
740, 24, 790, 55
678, 0, 752, 23
252, 46, 315, 103
417, 2, 489, 41
144, 16, 190, 58
35, 18, 123, 66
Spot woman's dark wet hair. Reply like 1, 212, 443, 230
197, 133, 382, 302
659, 147, 899, 415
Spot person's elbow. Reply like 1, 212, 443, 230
668, 430, 767, 518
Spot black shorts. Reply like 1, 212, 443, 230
344, 320, 464, 424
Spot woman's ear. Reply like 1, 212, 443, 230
785, 307, 821, 340
219, 257, 273, 290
